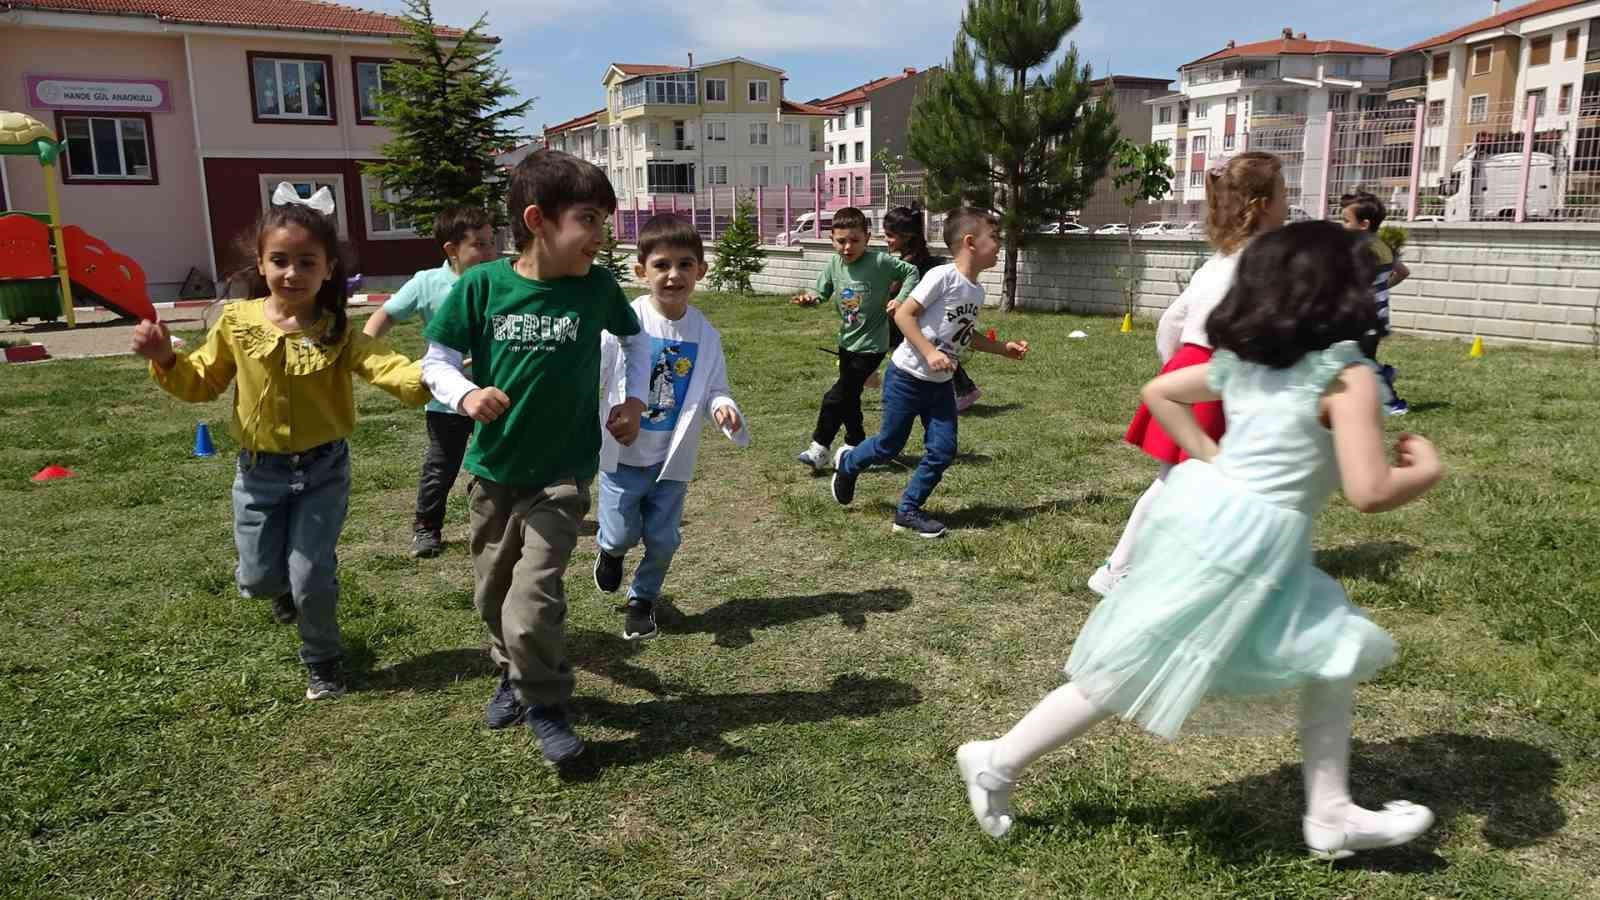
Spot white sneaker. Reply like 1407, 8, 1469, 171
956, 741, 1016, 839
796, 442, 829, 471
1303, 801, 1435, 860
1087, 562, 1126, 597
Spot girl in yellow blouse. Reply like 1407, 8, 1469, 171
131, 197, 429, 701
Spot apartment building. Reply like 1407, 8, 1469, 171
1150, 29, 1391, 207
544, 57, 830, 202
1078, 75, 1174, 227
1389, 0, 1600, 190
810, 66, 938, 209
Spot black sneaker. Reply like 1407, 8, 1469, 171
270, 593, 298, 625
622, 599, 658, 642
484, 670, 527, 729
593, 550, 625, 594
831, 446, 858, 505
305, 660, 346, 700
893, 508, 948, 539
528, 705, 585, 764
411, 528, 443, 559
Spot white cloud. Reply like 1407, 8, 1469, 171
669, 0, 963, 54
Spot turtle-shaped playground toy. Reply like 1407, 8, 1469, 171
0, 111, 54, 149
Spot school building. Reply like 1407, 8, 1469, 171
0, 0, 478, 299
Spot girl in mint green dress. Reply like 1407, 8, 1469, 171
958, 222, 1446, 860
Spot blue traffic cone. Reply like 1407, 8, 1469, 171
193, 422, 217, 458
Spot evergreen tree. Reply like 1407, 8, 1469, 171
597, 220, 632, 283
909, 0, 1119, 310
709, 195, 766, 294
362, 0, 531, 236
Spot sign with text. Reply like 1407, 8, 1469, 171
24, 75, 173, 113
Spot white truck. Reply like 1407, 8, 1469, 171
1443, 145, 1565, 221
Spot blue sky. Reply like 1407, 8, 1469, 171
366, 0, 1484, 135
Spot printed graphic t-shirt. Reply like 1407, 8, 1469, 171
892, 262, 986, 383
425, 258, 641, 488
618, 301, 707, 468
813, 250, 920, 354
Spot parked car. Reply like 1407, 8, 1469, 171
1176, 222, 1206, 238
1040, 221, 1088, 235
1135, 221, 1174, 236
782, 210, 876, 245
1094, 223, 1130, 236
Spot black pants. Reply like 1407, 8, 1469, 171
1359, 329, 1401, 402
415, 411, 474, 533
888, 329, 978, 397
813, 348, 886, 447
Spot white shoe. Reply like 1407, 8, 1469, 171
1087, 562, 1125, 597
796, 442, 829, 471
956, 740, 1016, 839
1303, 801, 1435, 860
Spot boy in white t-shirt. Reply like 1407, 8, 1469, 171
594, 215, 747, 640
830, 208, 1029, 538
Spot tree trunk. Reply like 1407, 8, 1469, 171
1002, 230, 1018, 312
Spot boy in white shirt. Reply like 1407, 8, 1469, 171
594, 215, 747, 639
830, 208, 1028, 538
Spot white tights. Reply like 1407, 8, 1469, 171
1107, 463, 1175, 574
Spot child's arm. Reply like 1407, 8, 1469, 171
792, 261, 835, 306
889, 256, 921, 303
133, 317, 237, 402
967, 333, 1029, 360
1141, 365, 1222, 462
701, 345, 744, 439
1326, 365, 1442, 512
364, 273, 424, 339
421, 342, 507, 422
349, 334, 431, 407
603, 299, 649, 447
893, 299, 955, 373
1389, 258, 1410, 288
362, 308, 397, 339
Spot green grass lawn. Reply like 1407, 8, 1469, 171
3, 295, 1598, 898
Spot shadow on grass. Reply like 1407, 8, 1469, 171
885, 452, 995, 470
936, 494, 1118, 530
367, 647, 497, 692
1027, 733, 1562, 874
962, 401, 1025, 419
1405, 401, 1453, 415
558, 673, 923, 778
1315, 541, 1418, 584
658, 587, 913, 649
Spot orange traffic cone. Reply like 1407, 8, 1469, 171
31, 465, 74, 482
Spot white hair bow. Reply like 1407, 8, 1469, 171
271, 181, 336, 216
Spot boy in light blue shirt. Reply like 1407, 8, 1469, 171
363, 206, 499, 557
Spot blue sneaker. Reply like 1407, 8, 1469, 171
484, 670, 527, 729
1386, 398, 1410, 417
528, 705, 585, 764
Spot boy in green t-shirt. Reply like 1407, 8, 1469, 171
421, 150, 650, 764
789, 206, 920, 471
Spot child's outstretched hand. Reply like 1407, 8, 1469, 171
607, 398, 646, 446
1000, 340, 1029, 360
462, 387, 510, 423
1394, 432, 1443, 483
790, 292, 819, 307
924, 349, 956, 373
131, 319, 177, 368
713, 405, 742, 435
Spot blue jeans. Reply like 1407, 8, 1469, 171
597, 462, 690, 602
232, 440, 351, 665
840, 365, 958, 514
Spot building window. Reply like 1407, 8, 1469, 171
706, 121, 727, 142
1427, 99, 1445, 126
1472, 44, 1493, 76
635, 166, 644, 189
1189, 170, 1203, 188
249, 53, 334, 123
1192, 134, 1207, 155
620, 72, 698, 108
673, 120, 693, 150
1432, 53, 1449, 80
352, 58, 396, 124
647, 121, 660, 145
853, 105, 864, 127
1531, 35, 1552, 67
1225, 96, 1237, 115
258, 175, 346, 237
751, 164, 770, 186
1327, 60, 1352, 78
706, 164, 728, 185
836, 113, 846, 130
362, 176, 416, 238
750, 123, 769, 145
705, 78, 728, 102
784, 164, 804, 187
1223, 133, 1235, 150
1193, 100, 1209, 119
1468, 94, 1488, 123
854, 141, 864, 162
1158, 105, 1172, 125
853, 175, 864, 196
1527, 87, 1547, 118
837, 144, 847, 164
1568, 28, 1582, 60
1561, 83, 1575, 114
1329, 92, 1349, 111
748, 80, 770, 103
57, 113, 156, 184
1423, 146, 1441, 171
784, 122, 804, 145
1176, 137, 1187, 156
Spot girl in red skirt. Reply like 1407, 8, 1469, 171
1089, 152, 1289, 596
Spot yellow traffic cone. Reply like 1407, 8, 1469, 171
1469, 336, 1484, 358
1120, 313, 1133, 334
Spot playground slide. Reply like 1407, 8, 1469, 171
0, 214, 157, 322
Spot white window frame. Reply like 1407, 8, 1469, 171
748, 79, 771, 103
1423, 146, 1441, 171
1468, 94, 1489, 123
706, 164, 729, 185
854, 141, 864, 162
354, 60, 395, 123
361, 175, 417, 240
705, 121, 727, 143
59, 114, 154, 182
252, 56, 332, 121
1471, 44, 1493, 76
704, 78, 728, 103
1193, 100, 1209, 119
647, 121, 660, 146
750, 122, 769, 146
784, 122, 804, 145
837, 144, 847, 164
257, 174, 347, 238
750, 164, 770, 186
1189, 170, 1204, 188
784, 164, 804, 187
1158, 106, 1172, 124
1223, 133, 1235, 150
1560, 83, 1574, 115
853, 105, 864, 127
1192, 134, 1208, 155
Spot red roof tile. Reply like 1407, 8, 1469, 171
1395, 0, 1588, 54
1186, 36, 1390, 68
813, 68, 924, 110
780, 99, 831, 116
543, 107, 603, 136
611, 63, 689, 76
2, 0, 472, 38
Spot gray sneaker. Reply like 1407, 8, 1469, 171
305, 661, 346, 701
622, 599, 658, 641
411, 528, 443, 559
893, 508, 948, 539
796, 443, 829, 471
528, 705, 585, 764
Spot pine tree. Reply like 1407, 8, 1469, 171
597, 220, 632, 283
362, 0, 531, 236
709, 195, 766, 294
909, 0, 1119, 310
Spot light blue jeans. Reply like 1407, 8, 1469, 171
597, 462, 689, 602
232, 440, 351, 665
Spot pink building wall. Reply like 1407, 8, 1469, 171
823, 164, 873, 208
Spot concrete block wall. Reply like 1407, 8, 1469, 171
639, 222, 1600, 349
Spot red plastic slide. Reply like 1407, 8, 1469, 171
0, 214, 157, 322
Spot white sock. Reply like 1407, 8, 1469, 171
1300, 679, 1386, 832
988, 683, 1111, 780
1107, 464, 1173, 574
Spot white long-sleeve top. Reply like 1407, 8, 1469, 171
1154, 251, 1242, 363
